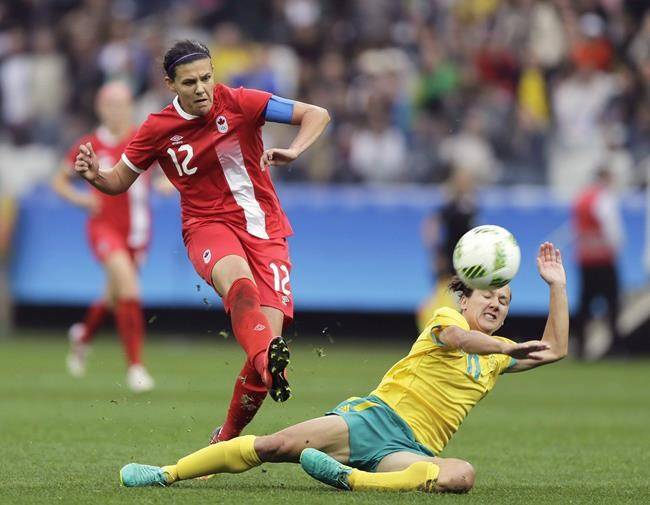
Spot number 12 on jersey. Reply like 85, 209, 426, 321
167, 145, 197, 176
270, 262, 291, 295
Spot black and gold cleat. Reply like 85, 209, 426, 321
263, 336, 291, 402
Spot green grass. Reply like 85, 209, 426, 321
1, 331, 648, 504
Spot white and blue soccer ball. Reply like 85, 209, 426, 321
452, 225, 521, 290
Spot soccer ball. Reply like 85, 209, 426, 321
452, 225, 521, 290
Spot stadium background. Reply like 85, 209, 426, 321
1, 1, 650, 503
2, 0, 649, 344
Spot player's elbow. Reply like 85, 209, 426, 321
541, 349, 568, 366
438, 326, 464, 349
553, 349, 568, 361
95, 184, 124, 196
313, 105, 330, 126
102, 186, 126, 196
322, 107, 331, 124
51, 178, 64, 195
549, 341, 569, 361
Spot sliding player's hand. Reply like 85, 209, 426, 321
504, 340, 550, 360
74, 142, 100, 182
537, 242, 566, 287
259, 147, 299, 171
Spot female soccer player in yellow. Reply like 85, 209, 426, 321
120, 242, 568, 493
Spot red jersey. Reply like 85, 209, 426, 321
66, 127, 151, 248
574, 184, 615, 266
121, 84, 293, 240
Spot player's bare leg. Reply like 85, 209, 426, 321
255, 415, 350, 463
105, 250, 153, 392
121, 416, 350, 487
301, 449, 475, 493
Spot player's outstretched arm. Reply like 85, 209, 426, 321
507, 242, 569, 372
438, 325, 549, 358
259, 101, 330, 170
74, 142, 138, 195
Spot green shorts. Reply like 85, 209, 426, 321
326, 395, 435, 472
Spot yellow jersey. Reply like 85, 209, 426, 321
371, 306, 516, 454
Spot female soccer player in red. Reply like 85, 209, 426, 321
73, 40, 330, 441
53, 81, 156, 393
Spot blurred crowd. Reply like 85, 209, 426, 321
0, 0, 649, 196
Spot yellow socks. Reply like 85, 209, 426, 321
348, 461, 440, 492
162, 435, 262, 483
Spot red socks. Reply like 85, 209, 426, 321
114, 298, 144, 366
217, 279, 279, 440
218, 359, 268, 441
224, 278, 274, 377
80, 301, 110, 344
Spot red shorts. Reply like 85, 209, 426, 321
87, 222, 147, 265
184, 222, 294, 323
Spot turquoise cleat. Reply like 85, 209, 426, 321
299, 448, 352, 491
119, 463, 168, 487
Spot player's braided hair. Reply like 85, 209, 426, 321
163, 40, 211, 79
448, 275, 473, 299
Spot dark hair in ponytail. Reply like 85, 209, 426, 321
163, 39, 211, 79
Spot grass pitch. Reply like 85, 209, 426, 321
1, 331, 648, 504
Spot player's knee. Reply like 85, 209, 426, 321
254, 434, 297, 463
115, 283, 139, 300
107, 256, 139, 298
436, 459, 475, 493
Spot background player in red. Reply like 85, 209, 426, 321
73, 40, 330, 441
53, 81, 158, 393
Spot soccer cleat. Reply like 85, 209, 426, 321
127, 364, 155, 393
300, 448, 352, 491
66, 323, 88, 377
209, 425, 223, 445
262, 336, 291, 402
120, 463, 168, 487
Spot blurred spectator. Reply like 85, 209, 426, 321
0, 27, 31, 143
439, 109, 500, 184
210, 23, 253, 85
31, 27, 68, 146
572, 167, 626, 359
628, 12, 650, 79
349, 98, 407, 183
549, 64, 620, 198
527, 0, 567, 69
0, 0, 647, 188
570, 13, 614, 72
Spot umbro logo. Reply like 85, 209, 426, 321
253, 324, 266, 331
202, 249, 211, 264
170, 135, 183, 144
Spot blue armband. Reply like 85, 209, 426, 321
264, 95, 295, 124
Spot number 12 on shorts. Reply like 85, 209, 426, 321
269, 262, 291, 295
